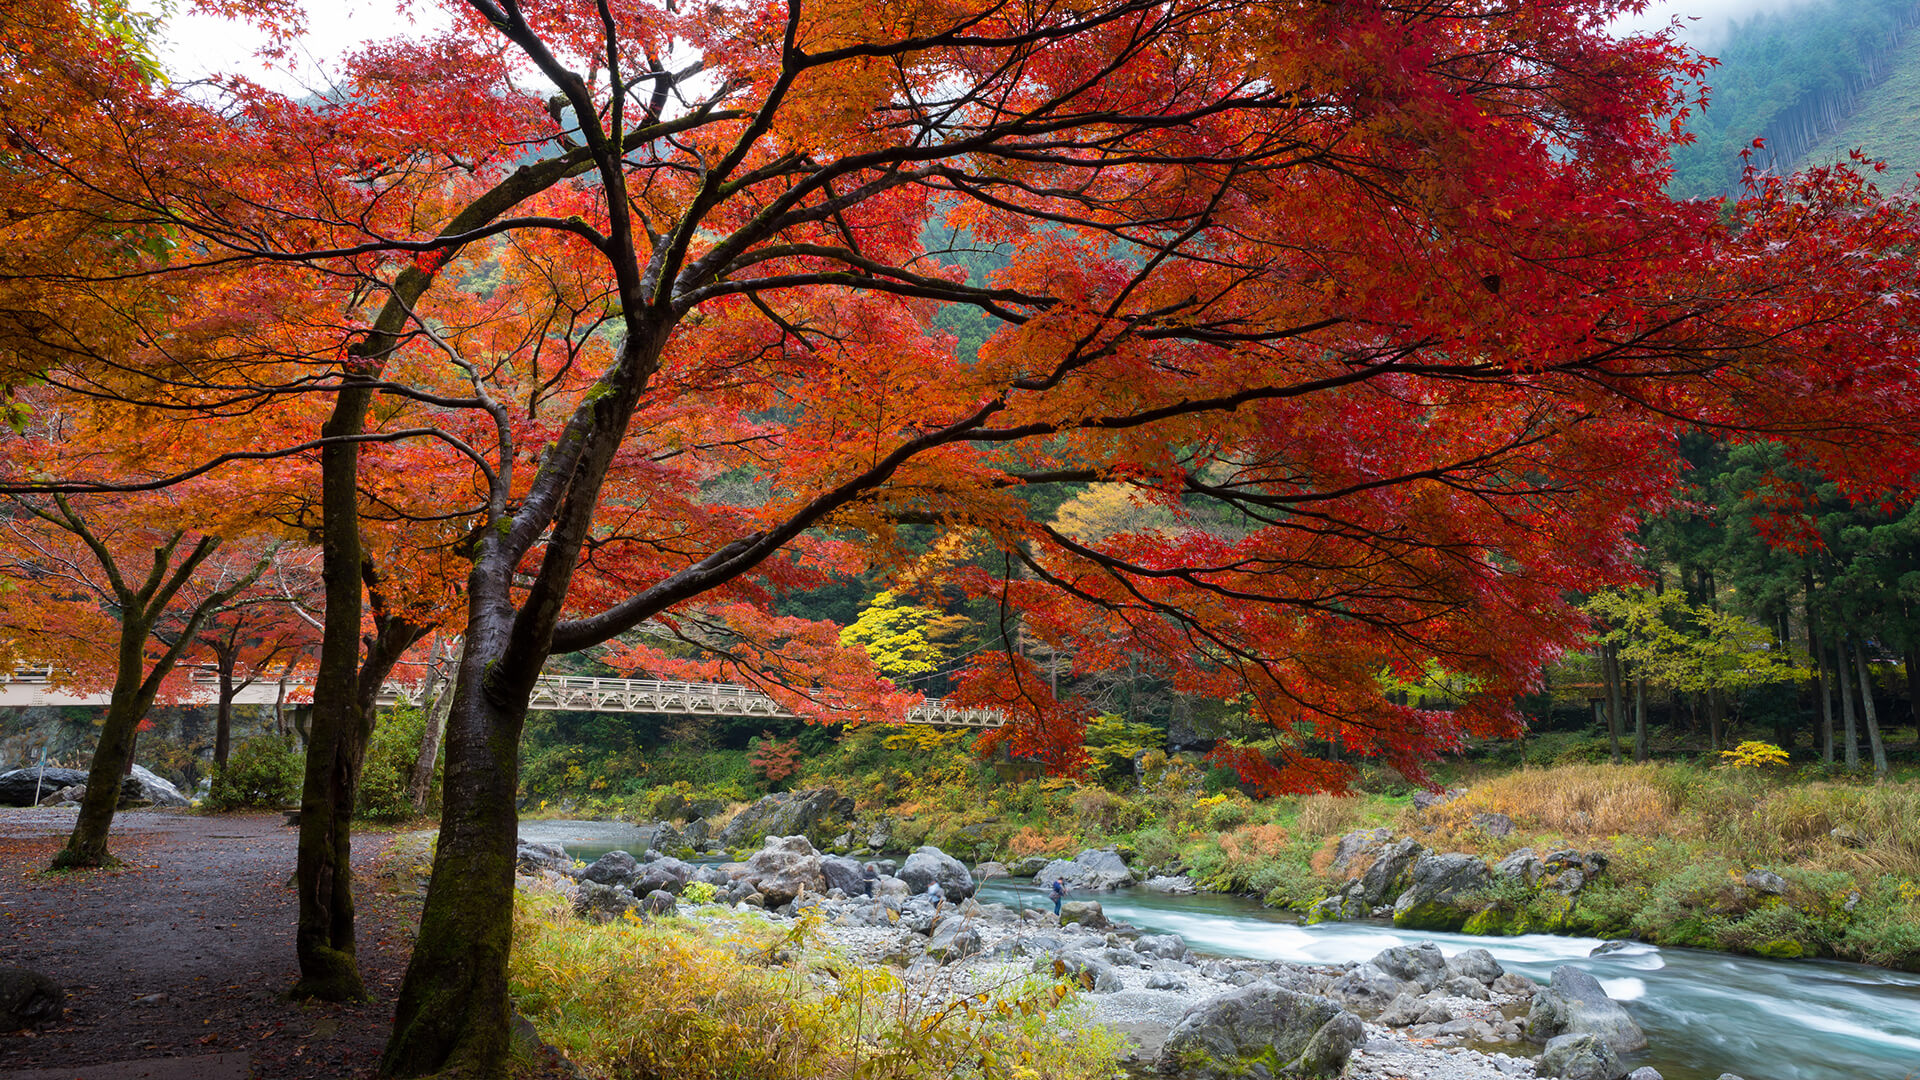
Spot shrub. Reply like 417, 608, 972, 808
206, 735, 302, 810
359, 707, 429, 821
508, 892, 1128, 1079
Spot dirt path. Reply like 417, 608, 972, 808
0, 807, 422, 1079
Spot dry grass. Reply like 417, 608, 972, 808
1428, 763, 1683, 843
1294, 793, 1368, 837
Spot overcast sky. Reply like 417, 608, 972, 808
162, 0, 1819, 93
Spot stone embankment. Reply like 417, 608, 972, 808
516, 833, 1744, 1080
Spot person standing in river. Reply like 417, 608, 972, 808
1050, 877, 1067, 917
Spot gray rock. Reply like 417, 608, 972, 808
927, 918, 983, 962
1742, 869, 1788, 896
1370, 942, 1448, 993
0, 967, 61, 1031
1444, 975, 1492, 1000
819, 855, 867, 896
1146, 972, 1190, 991
1471, 812, 1515, 838
516, 841, 572, 875
123, 764, 189, 807
1447, 947, 1505, 985
1059, 900, 1107, 928
1142, 874, 1198, 894
1158, 983, 1362, 1079
1035, 848, 1136, 891
1009, 856, 1051, 877
1527, 966, 1646, 1053
1326, 963, 1409, 1016
581, 850, 640, 885
973, 860, 1009, 881
640, 889, 678, 917
1331, 827, 1394, 875
631, 856, 694, 896
1376, 991, 1423, 1026
716, 788, 855, 847
1360, 838, 1425, 905
1392, 853, 1493, 931
573, 881, 639, 922
0, 767, 90, 807
1627, 1069, 1664, 1080
1495, 848, 1546, 885
1714, 1075, 1748, 1080
874, 875, 910, 898
694, 864, 732, 888
897, 846, 976, 898
1538, 1032, 1624, 1080
1493, 971, 1537, 997
1135, 933, 1189, 960
741, 835, 829, 906
1042, 952, 1124, 992
1413, 787, 1466, 810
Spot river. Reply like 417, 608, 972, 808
522, 821, 1920, 1080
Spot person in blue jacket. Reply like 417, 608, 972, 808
1049, 877, 1067, 916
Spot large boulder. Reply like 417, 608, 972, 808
573, 881, 639, 923
1369, 942, 1448, 993
1538, 1032, 1626, 1080
927, 917, 983, 962
0, 767, 90, 807
1526, 966, 1647, 1054
1359, 838, 1425, 905
819, 855, 868, 896
1158, 983, 1363, 1079
1035, 848, 1137, 891
581, 850, 641, 885
122, 765, 189, 807
897, 846, 976, 898
716, 789, 855, 847
741, 835, 828, 906
0, 967, 62, 1031
1392, 853, 1493, 931
1059, 900, 1107, 928
631, 855, 695, 896
1495, 847, 1546, 886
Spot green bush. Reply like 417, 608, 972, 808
206, 735, 303, 810
359, 707, 430, 821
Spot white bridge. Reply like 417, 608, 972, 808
0, 668, 1007, 729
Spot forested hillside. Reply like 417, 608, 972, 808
1669, 0, 1920, 198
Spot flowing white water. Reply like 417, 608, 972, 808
974, 879, 1920, 1080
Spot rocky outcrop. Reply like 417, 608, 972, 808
897, 846, 976, 898
631, 855, 694, 896
1059, 900, 1107, 928
739, 835, 829, 906
1158, 983, 1362, 1079
1035, 848, 1137, 891
820, 855, 867, 896
0, 967, 62, 1031
1526, 966, 1647, 1054
1359, 838, 1424, 905
716, 789, 854, 848
1330, 828, 1393, 875
0, 760, 185, 803
0, 767, 89, 807
1391, 853, 1493, 931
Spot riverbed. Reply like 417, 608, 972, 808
524, 821, 1920, 1080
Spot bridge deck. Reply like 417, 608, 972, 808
0, 668, 1005, 728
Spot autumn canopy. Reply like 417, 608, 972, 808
5, 0, 1920, 1072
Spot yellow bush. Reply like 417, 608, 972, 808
1719, 741, 1790, 770
510, 894, 1127, 1080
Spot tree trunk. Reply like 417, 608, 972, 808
1601, 644, 1624, 764
1855, 636, 1887, 777
1633, 668, 1648, 762
409, 637, 460, 814
54, 616, 152, 869
214, 663, 236, 771
1839, 638, 1859, 768
1820, 641, 1835, 764
1906, 643, 1920, 735
292, 385, 372, 1003
382, 622, 533, 1077
1707, 687, 1725, 751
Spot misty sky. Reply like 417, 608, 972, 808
162, 0, 1819, 93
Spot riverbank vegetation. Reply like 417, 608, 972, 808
507, 890, 1127, 1080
